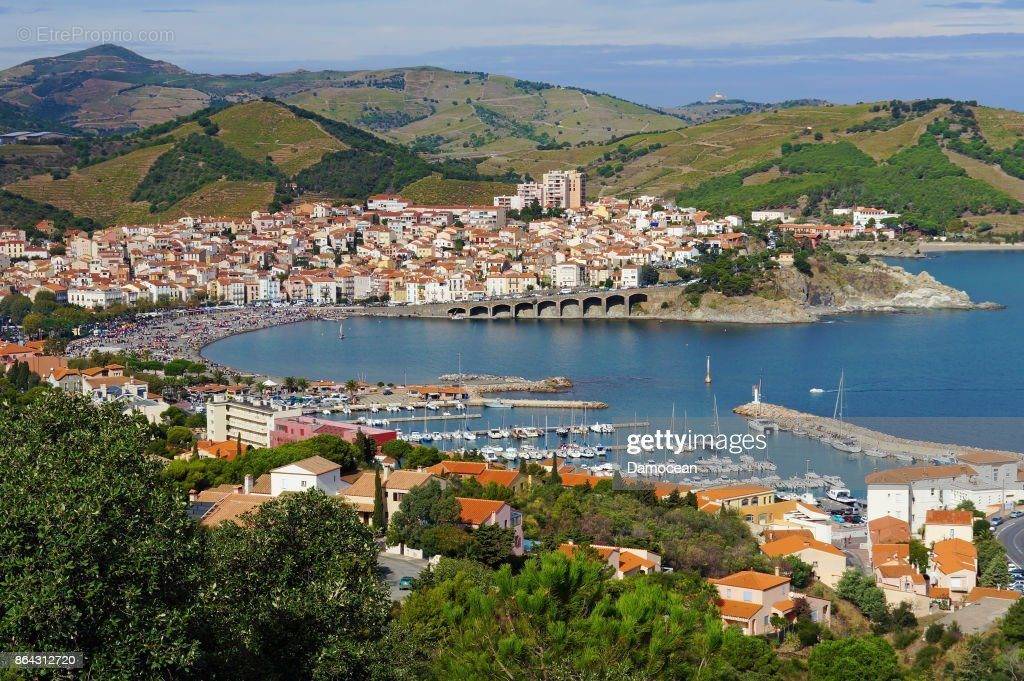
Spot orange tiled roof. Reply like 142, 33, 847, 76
965, 587, 1021, 603
868, 515, 911, 544
698, 485, 773, 502
456, 497, 506, 525
958, 451, 1019, 465
925, 509, 973, 526
476, 469, 522, 488
710, 570, 789, 590
716, 598, 763, 620
865, 465, 975, 485
931, 538, 977, 575
761, 534, 845, 558
877, 563, 925, 583
871, 543, 910, 566
426, 460, 488, 476
773, 599, 798, 613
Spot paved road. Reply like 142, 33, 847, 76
996, 516, 1024, 568
377, 552, 429, 601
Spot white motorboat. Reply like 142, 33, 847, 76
488, 428, 503, 439
809, 387, 825, 394
462, 430, 476, 441
826, 487, 856, 504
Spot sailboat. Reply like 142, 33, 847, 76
824, 370, 861, 453
338, 321, 345, 339
704, 355, 712, 384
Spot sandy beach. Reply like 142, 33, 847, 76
68, 306, 349, 369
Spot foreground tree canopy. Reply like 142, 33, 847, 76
0, 392, 392, 680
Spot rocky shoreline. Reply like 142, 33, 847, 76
634, 260, 1000, 324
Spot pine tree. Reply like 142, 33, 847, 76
372, 466, 385, 533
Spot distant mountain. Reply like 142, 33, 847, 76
0, 44, 204, 132
663, 99, 831, 125
0, 44, 685, 143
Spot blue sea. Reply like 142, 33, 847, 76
203, 252, 1024, 494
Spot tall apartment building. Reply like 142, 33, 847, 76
515, 182, 545, 208
206, 397, 303, 448
542, 170, 586, 210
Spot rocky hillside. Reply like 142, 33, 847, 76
636, 259, 993, 323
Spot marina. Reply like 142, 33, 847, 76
202, 252, 1024, 495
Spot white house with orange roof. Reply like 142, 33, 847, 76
760, 532, 847, 587
866, 455, 1022, 532
924, 509, 974, 545
456, 497, 523, 556
696, 485, 776, 514
710, 570, 831, 635
558, 541, 661, 579
928, 538, 977, 602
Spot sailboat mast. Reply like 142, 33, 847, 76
704, 355, 712, 384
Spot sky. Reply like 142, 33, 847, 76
2, 0, 1024, 108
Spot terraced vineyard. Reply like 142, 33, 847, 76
478, 104, 879, 197
400, 174, 516, 205
156, 180, 277, 220
5, 143, 171, 225
201, 101, 346, 175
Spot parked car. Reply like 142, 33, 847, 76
398, 576, 415, 590
990, 516, 1004, 527
1010, 510, 1023, 519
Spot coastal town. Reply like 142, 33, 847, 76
0, 168, 902, 312
5, 12, 1024, 677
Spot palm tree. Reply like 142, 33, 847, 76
283, 376, 298, 392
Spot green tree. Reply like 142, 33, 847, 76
387, 480, 460, 549
0, 392, 204, 678
202, 491, 392, 680
909, 538, 929, 573
808, 635, 900, 681
978, 537, 1010, 587
471, 522, 513, 567
1002, 598, 1024, 642
167, 425, 194, 448
372, 466, 386, 532
784, 554, 813, 588
638, 264, 659, 286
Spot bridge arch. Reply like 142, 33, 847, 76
469, 305, 489, 318
559, 298, 581, 318
582, 296, 604, 318
491, 303, 512, 319
514, 302, 536, 318
447, 307, 467, 317
605, 294, 626, 317
627, 292, 648, 316
537, 299, 557, 318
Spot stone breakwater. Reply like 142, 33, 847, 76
69, 306, 349, 365
734, 401, 1021, 463
440, 374, 574, 394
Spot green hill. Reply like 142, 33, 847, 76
1, 99, 513, 225
0, 45, 684, 145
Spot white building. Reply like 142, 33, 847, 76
269, 455, 343, 496
853, 207, 900, 228
751, 209, 795, 224
865, 452, 1022, 532
206, 397, 303, 449
550, 262, 583, 289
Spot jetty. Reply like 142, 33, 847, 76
734, 401, 1021, 463
465, 397, 607, 409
